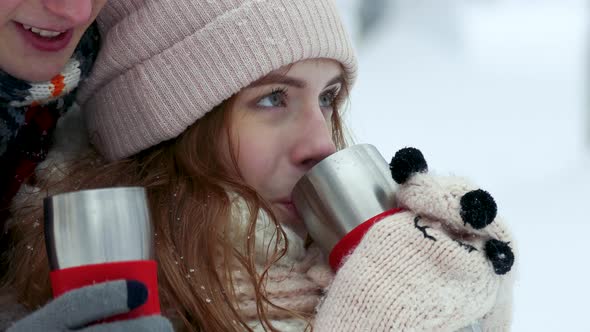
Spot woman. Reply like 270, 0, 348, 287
2, 0, 516, 331
0, 0, 106, 229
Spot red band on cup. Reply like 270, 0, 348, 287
50, 260, 160, 320
329, 208, 404, 271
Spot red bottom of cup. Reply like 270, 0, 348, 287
50, 260, 160, 320
329, 208, 404, 271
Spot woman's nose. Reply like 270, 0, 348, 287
42, 0, 93, 26
292, 109, 337, 171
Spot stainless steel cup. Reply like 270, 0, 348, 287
292, 144, 398, 255
44, 187, 154, 270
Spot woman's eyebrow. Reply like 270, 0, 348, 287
250, 74, 306, 88
249, 74, 345, 89
324, 75, 344, 88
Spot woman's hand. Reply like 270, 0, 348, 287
7, 280, 174, 332
315, 148, 516, 332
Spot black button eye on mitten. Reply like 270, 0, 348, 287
460, 189, 497, 230
485, 239, 515, 275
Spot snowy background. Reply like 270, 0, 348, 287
336, 0, 589, 331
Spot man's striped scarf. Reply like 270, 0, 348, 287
0, 23, 99, 225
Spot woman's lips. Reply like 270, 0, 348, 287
14, 22, 74, 52
278, 201, 302, 219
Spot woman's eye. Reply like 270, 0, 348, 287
257, 89, 287, 108
319, 88, 339, 108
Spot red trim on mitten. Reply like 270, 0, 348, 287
329, 208, 404, 271
50, 260, 161, 320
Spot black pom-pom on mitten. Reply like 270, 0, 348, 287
389, 147, 428, 184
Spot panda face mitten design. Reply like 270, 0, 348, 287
315, 148, 516, 332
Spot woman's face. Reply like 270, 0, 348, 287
226, 59, 345, 236
0, 0, 106, 82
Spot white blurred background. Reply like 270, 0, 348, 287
336, 0, 589, 330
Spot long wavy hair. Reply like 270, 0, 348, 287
0, 87, 349, 331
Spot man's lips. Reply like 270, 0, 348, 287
14, 21, 74, 52
15, 20, 74, 33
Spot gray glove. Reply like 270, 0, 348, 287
7, 280, 174, 332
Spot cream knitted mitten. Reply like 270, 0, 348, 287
314, 148, 515, 332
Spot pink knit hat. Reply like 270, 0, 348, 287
77, 0, 358, 161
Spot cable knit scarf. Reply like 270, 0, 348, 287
227, 196, 334, 331
0, 23, 100, 225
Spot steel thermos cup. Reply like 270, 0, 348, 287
293, 144, 400, 269
44, 187, 160, 319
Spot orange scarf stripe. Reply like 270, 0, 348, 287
51, 74, 66, 97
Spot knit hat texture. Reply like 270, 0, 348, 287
78, 0, 357, 161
